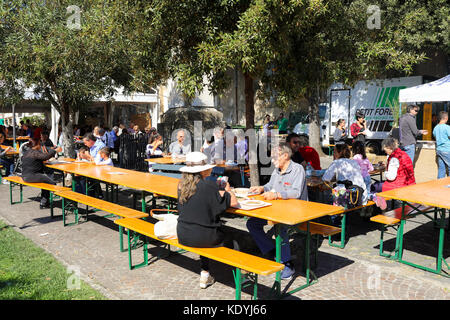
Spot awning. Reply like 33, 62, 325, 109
399, 74, 450, 103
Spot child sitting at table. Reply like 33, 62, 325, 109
352, 141, 373, 193
95, 147, 113, 166
77, 146, 90, 161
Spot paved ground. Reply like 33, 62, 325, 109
0, 159, 449, 300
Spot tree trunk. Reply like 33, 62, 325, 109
244, 72, 259, 186
60, 104, 76, 158
308, 97, 326, 157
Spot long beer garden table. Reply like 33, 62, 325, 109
145, 157, 248, 186
377, 177, 450, 277
46, 161, 180, 211
46, 160, 345, 297
229, 196, 344, 297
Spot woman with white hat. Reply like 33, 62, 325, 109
176, 151, 238, 289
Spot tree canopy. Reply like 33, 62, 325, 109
0, 0, 133, 156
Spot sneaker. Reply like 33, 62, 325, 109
373, 195, 387, 210
200, 273, 215, 289
280, 263, 295, 280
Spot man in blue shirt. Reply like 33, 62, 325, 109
81, 133, 106, 163
246, 142, 308, 280
433, 111, 450, 179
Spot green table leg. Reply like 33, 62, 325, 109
329, 214, 346, 249
396, 203, 449, 277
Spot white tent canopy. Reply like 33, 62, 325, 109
399, 74, 450, 103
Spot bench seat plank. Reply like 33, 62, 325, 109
114, 217, 284, 276
297, 222, 341, 236
370, 205, 433, 225
4, 176, 71, 192
54, 190, 148, 219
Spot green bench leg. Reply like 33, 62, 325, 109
378, 224, 400, 259
127, 230, 148, 270
328, 214, 346, 249
49, 192, 54, 218
9, 182, 23, 205
233, 269, 260, 300
62, 197, 79, 227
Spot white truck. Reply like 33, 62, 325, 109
294, 76, 425, 154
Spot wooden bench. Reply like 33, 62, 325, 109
370, 204, 434, 259
296, 221, 342, 270
54, 190, 149, 251
114, 217, 284, 300
297, 221, 341, 236
4, 175, 71, 218
327, 200, 375, 249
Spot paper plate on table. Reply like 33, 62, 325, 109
234, 188, 250, 197
240, 199, 266, 207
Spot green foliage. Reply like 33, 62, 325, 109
0, 0, 132, 112
21, 114, 46, 127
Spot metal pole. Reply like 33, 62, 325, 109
12, 103, 16, 149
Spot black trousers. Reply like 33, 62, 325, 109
199, 232, 240, 272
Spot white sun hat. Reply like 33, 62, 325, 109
179, 152, 216, 173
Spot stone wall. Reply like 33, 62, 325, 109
158, 107, 224, 151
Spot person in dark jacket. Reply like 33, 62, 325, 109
21, 137, 62, 209
176, 152, 238, 289
0, 132, 15, 180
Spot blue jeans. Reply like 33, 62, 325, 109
403, 144, 416, 164
246, 217, 291, 263
0, 158, 15, 176
436, 150, 450, 179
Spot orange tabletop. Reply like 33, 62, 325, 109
145, 157, 246, 171
145, 157, 185, 164
6, 136, 30, 140
228, 195, 344, 225
47, 161, 343, 225
0, 145, 19, 156
46, 162, 180, 198
377, 177, 450, 210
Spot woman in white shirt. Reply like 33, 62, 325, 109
322, 143, 368, 205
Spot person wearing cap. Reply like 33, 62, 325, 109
176, 152, 238, 289
246, 142, 308, 280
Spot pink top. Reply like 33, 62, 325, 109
353, 154, 374, 177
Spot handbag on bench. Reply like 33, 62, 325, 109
331, 180, 364, 210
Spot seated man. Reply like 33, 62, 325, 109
169, 129, 191, 158
297, 135, 321, 170
246, 142, 308, 280
77, 133, 106, 197
80, 133, 106, 163
286, 133, 306, 167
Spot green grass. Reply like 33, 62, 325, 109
0, 219, 107, 300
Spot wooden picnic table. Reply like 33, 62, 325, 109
377, 177, 450, 276
46, 160, 343, 296
0, 145, 19, 156
145, 157, 185, 164
46, 161, 180, 199
6, 136, 30, 141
